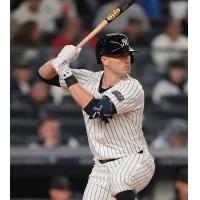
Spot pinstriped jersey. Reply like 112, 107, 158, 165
59, 69, 148, 160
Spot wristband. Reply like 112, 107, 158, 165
64, 75, 78, 87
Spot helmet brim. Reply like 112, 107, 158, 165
129, 47, 140, 52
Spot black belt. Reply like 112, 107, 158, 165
99, 158, 120, 164
98, 150, 143, 164
138, 150, 143, 154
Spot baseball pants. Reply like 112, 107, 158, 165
82, 150, 155, 200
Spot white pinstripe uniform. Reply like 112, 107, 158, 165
60, 69, 155, 199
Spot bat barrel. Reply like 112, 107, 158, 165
77, 0, 136, 48
106, 0, 136, 23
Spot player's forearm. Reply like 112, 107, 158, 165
68, 83, 94, 109
38, 59, 57, 79
66, 81, 117, 119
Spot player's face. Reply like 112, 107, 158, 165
102, 52, 132, 75
49, 189, 71, 200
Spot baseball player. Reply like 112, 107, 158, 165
38, 33, 155, 200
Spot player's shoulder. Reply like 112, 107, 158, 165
87, 70, 104, 81
72, 69, 103, 84
72, 68, 93, 74
88, 70, 104, 81
93, 70, 104, 77
121, 75, 143, 89
72, 69, 101, 77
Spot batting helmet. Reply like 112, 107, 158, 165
95, 33, 139, 64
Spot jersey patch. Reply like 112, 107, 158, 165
111, 90, 124, 102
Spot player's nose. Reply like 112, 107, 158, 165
123, 55, 131, 63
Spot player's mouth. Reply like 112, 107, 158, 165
123, 66, 131, 70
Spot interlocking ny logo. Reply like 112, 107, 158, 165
92, 105, 103, 118
121, 38, 129, 46
110, 38, 129, 52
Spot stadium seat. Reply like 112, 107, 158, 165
10, 119, 39, 136
11, 104, 37, 119
160, 95, 188, 111
143, 105, 187, 142
39, 103, 83, 119
60, 118, 88, 144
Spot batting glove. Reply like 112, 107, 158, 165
55, 61, 78, 88
57, 66, 73, 80
52, 45, 81, 72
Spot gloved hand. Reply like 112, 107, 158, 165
52, 45, 81, 72
55, 61, 78, 88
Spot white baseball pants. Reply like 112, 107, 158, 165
82, 151, 155, 200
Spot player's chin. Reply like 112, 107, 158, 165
122, 67, 131, 75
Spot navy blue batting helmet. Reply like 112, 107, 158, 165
95, 33, 139, 64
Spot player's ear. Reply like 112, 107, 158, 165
101, 56, 109, 65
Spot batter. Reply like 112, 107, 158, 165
38, 33, 155, 200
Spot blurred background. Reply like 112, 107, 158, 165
10, 0, 188, 200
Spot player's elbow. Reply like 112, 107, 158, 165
37, 68, 60, 87
84, 96, 117, 119
37, 69, 49, 83
38, 60, 57, 80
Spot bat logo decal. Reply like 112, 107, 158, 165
106, 8, 121, 22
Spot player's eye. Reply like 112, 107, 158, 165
114, 53, 125, 58
115, 54, 124, 58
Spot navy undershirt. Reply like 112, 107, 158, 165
98, 74, 111, 94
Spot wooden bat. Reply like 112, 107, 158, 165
76, 0, 136, 48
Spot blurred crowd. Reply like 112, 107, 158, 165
10, 1, 188, 200
10, 0, 188, 150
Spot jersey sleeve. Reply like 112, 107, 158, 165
105, 80, 144, 114
37, 69, 94, 87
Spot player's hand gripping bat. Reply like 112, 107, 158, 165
76, 0, 136, 48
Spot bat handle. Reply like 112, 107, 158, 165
76, 20, 108, 49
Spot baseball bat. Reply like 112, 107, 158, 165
76, 0, 136, 48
